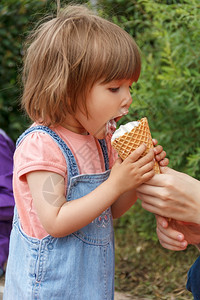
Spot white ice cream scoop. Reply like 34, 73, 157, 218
111, 121, 139, 142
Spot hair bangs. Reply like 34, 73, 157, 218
84, 23, 141, 86
22, 5, 141, 125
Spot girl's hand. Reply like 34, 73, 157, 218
109, 143, 155, 195
156, 215, 188, 251
152, 139, 169, 167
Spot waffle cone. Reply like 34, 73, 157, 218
111, 117, 160, 174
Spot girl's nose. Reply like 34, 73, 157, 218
127, 96, 132, 106
119, 96, 132, 116
123, 96, 132, 108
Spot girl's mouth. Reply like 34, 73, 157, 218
106, 119, 117, 136
106, 110, 129, 136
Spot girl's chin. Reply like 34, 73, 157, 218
93, 127, 107, 139
94, 132, 106, 139
94, 121, 116, 139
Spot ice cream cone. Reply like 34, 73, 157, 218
111, 117, 160, 174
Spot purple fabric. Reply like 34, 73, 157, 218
0, 220, 13, 269
0, 130, 15, 268
0, 130, 15, 208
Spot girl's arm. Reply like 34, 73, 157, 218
27, 144, 155, 237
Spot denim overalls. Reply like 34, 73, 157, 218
4, 126, 115, 300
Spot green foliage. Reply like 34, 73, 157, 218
0, 0, 88, 141
98, 0, 200, 241
1, 0, 200, 296
100, 0, 200, 176
1, 0, 200, 245
0, 0, 55, 140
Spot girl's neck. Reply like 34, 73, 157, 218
61, 121, 88, 135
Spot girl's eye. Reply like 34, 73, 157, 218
109, 87, 119, 93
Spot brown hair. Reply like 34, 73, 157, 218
22, 4, 141, 125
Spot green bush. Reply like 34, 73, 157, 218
98, 0, 200, 241
0, 0, 55, 140
0, 0, 88, 141
100, 0, 200, 175
1, 0, 200, 242
1, 1, 200, 296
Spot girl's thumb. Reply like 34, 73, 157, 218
114, 157, 123, 165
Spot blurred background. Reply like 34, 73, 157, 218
0, 0, 199, 298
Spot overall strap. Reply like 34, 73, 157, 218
16, 125, 110, 177
98, 139, 110, 171
16, 126, 80, 181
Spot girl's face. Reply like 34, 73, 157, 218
63, 79, 134, 139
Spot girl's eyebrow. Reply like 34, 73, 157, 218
107, 80, 123, 85
109, 79, 134, 85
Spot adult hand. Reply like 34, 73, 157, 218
156, 215, 188, 251
152, 139, 169, 167
137, 167, 200, 224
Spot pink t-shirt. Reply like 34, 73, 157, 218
13, 125, 118, 239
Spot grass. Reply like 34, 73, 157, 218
114, 205, 198, 299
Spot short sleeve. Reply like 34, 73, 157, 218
15, 131, 67, 179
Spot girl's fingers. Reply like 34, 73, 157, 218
152, 139, 158, 146
127, 143, 147, 162
136, 149, 154, 167
155, 150, 166, 161
154, 145, 163, 155
159, 158, 169, 166
141, 169, 155, 182
139, 160, 155, 174
114, 157, 123, 165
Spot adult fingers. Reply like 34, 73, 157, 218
157, 220, 185, 242
155, 215, 168, 228
140, 173, 168, 187
137, 184, 164, 197
140, 200, 166, 216
157, 227, 187, 251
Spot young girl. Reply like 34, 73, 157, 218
4, 4, 168, 299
